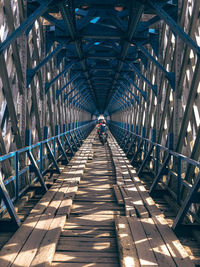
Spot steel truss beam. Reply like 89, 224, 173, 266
0, 0, 54, 55
147, 0, 200, 56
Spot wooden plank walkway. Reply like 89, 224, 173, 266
0, 130, 195, 267
0, 132, 95, 267
51, 137, 123, 266
108, 132, 195, 267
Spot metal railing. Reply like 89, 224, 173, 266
109, 121, 200, 230
0, 121, 95, 227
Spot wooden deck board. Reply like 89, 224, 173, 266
115, 216, 140, 267
0, 132, 194, 267
52, 137, 121, 266
51, 262, 119, 267
0, 133, 95, 267
127, 217, 158, 266
109, 133, 195, 267
53, 251, 119, 263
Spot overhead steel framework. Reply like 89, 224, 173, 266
0, 0, 199, 229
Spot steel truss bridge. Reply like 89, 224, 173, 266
0, 0, 200, 265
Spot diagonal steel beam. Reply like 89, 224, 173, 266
122, 74, 147, 100
59, 1, 97, 108
69, 86, 87, 103
0, 0, 54, 55
73, 92, 90, 106
45, 60, 79, 93
105, 2, 144, 111
56, 73, 82, 98
136, 42, 175, 90
27, 42, 68, 86
116, 91, 133, 107
147, 0, 200, 56
63, 80, 86, 102
117, 82, 139, 104
117, 87, 136, 105
124, 61, 157, 95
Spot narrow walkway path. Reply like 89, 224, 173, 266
52, 137, 124, 266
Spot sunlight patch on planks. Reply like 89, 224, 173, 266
52, 135, 122, 267
108, 132, 195, 267
0, 132, 96, 267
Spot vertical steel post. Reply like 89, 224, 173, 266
15, 151, 19, 200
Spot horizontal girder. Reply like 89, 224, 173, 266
1, 0, 198, 115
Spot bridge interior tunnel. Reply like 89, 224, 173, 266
0, 0, 199, 153
0, 0, 200, 247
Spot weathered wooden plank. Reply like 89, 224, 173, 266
11, 213, 56, 266
0, 186, 59, 266
119, 186, 136, 217
75, 197, 115, 202
71, 204, 123, 212
63, 224, 114, 230
51, 263, 117, 267
53, 251, 119, 263
122, 185, 149, 218
30, 214, 66, 267
57, 240, 116, 247
115, 216, 140, 267
130, 173, 195, 267
57, 198, 73, 217
71, 210, 121, 216
113, 185, 124, 205
140, 217, 176, 267
61, 232, 115, 239
127, 217, 158, 266
11, 180, 69, 266
152, 214, 195, 267
0, 143, 87, 266
56, 244, 117, 252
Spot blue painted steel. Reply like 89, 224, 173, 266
56, 72, 82, 98
0, 122, 95, 224
69, 86, 87, 104
148, 0, 200, 56
40, 143, 43, 174
25, 129, 32, 147
117, 85, 138, 104
142, 127, 146, 138
27, 42, 67, 87
136, 42, 175, 90
131, 124, 133, 132
63, 80, 85, 102
45, 60, 79, 94
0, 0, 54, 55
152, 129, 156, 142
15, 152, 19, 200
135, 125, 138, 134
109, 121, 200, 229
177, 156, 182, 204
155, 145, 160, 175
123, 74, 147, 100
168, 132, 174, 150
126, 62, 157, 95
55, 125, 60, 136
2, 0, 198, 115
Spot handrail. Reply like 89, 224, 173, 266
0, 122, 93, 162
0, 121, 95, 226
109, 121, 200, 229
110, 121, 200, 168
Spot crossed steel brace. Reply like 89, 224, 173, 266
109, 121, 200, 230
0, 122, 95, 228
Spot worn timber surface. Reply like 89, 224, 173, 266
52, 137, 123, 267
0, 132, 196, 267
